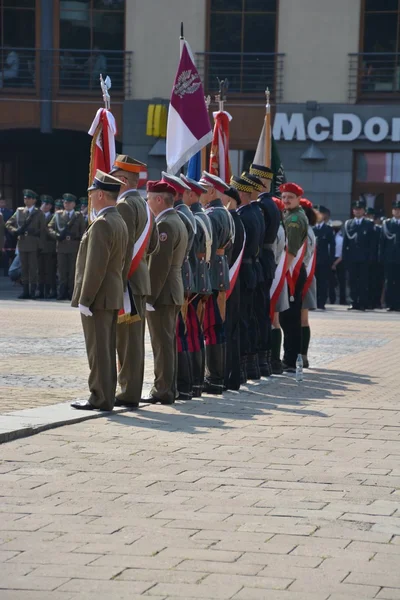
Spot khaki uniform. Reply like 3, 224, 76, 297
147, 209, 188, 403
6, 207, 46, 290
72, 207, 128, 410
38, 212, 57, 294
48, 210, 85, 298
116, 189, 160, 405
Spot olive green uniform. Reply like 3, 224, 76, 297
48, 210, 85, 299
116, 189, 160, 406
38, 211, 57, 296
72, 207, 128, 410
6, 206, 46, 295
147, 209, 188, 403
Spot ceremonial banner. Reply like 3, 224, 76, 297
286, 242, 306, 301
254, 123, 286, 197
270, 248, 288, 319
226, 230, 246, 301
88, 107, 117, 220
187, 151, 201, 181
209, 110, 232, 184
166, 39, 212, 174
302, 244, 317, 300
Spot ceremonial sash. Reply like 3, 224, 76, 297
286, 242, 306, 301
118, 201, 152, 324
302, 244, 317, 300
226, 231, 246, 300
269, 248, 288, 319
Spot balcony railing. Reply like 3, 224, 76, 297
349, 52, 400, 102
0, 47, 132, 98
196, 52, 284, 101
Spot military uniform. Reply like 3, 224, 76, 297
71, 172, 129, 411
279, 183, 308, 370
48, 194, 85, 300
381, 205, 400, 311
313, 209, 335, 309
79, 197, 89, 227
343, 200, 374, 311
37, 195, 57, 299
111, 156, 159, 407
200, 172, 234, 395
6, 189, 46, 299
366, 209, 384, 309
146, 181, 188, 404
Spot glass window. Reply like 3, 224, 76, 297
3, 0, 35, 6
364, 13, 397, 53
211, 0, 242, 10
0, 1, 36, 89
365, 0, 398, 10
245, 0, 276, 10
93, 0, 124, 7
391, 153, 400, 181
357, 152, 392, 183
210, 14, 241, 53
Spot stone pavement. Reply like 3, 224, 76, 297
1, 291, 400, 598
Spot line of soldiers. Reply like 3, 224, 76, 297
69, 154, 314, 412
4, 191, 89, 300
313, 198, 400, 312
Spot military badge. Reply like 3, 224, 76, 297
159, 232, 168, 242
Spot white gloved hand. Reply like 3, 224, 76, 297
146, 303, 155, 312
78, 304, 93, 317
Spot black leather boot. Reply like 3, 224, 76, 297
177, 351, 193, 400
191, 350, 204, 398
246, 354, 261, 380
57, 285, 68, 300
30, 284, 37, 299
258, 351, 272, 377
36, 284, 45, 299
240, 356, 247, 385
44, 284, 51, 299
18, 284, 30, 299
204, 344, 225, 395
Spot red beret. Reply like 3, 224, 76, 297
279, 182, 304, 196
146, 180, 176, 196
272, 196, 285, 212
300, 197, 313, 209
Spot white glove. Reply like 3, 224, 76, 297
78, 304, 93, 317
146, 303, 155, 312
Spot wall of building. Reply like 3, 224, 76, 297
125, 0, 207, 101
277, 0, 361, 104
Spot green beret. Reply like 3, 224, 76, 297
62, 193, 77, 203
40, 194, 54, 205
23, 189, 38, 199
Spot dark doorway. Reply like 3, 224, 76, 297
0, 129, 122, 210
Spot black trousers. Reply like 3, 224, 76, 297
315, 263, 330, 308
368, 263, 384, 309
280, 265, 307, 367
239, 284, 255, 357
254, 280, 270, 352
347, 262, 369, 309
385, 263, 400, 310
225, 280, 241, 390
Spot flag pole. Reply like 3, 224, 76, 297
265, 87, 271, 168
201, 95, 211, 172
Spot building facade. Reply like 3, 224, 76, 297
1, 0, 399, 220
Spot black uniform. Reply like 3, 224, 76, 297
225, 209, 245, 391
237, 203, 263, 379
343, 217, 374, 310
381, 218, 400, 311
368, 222, 383, 309
313, 222, 335, 309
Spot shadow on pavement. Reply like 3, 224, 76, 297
105, 368, 377, 435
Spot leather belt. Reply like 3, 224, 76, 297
216, 249, 225, 256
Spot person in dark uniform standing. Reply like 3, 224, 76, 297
0, 196, 13, 276
279, 182, 308, 372
48, 193, 85, 300
199, 171, 234, 395
343, 198, 374, 311
381, 200, 400, 311
38, 195, 57, 299
79, 197, 89, 226
366, 207, 384, 309
221, 186, 245, 391
313, 205, 335, 309
231, 175, 262, 382
6, 189, 46, 299
248, 164, 281, 376
181, 173, 213, 398
162, 172, 197, 400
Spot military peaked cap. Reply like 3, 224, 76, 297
23, 189, 38, 199
40, 194, 54, 205
162, 171, 191, 195
230, 176, 254, 193
241, 172, 264, 192
249, 163, 274, 180
88, 170, 123, 192
110, 154, 147, 174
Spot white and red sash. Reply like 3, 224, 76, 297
286, 242, 306, 301
269, 248, 288, 319
302, 244, 317, 300
226, 231, 246, 300
118, 197, 153, 324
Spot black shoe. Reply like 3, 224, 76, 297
30, 285, 37, 299
240, 357, 247, 384
71, 400, 105, 411
271, 359, 283, 375
18, 284, 30, 299
282, 362, 296, 373
141, 395, 174, 405
192, 385, 203, 398
114, 398, 139, 409
246, 354, 261, 380
302, 355, 309, 369
177, 392, 193, 400
258, 351, 272, 377
203, 380, 224, 395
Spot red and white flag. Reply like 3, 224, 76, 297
302, 243, 317, 300
270, 248, 288, 319
88, 108, 117, 182
166, 39, 212, 174
226, 230, 246, 301
209, 111, 232, 184
286, 242, 307, 301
